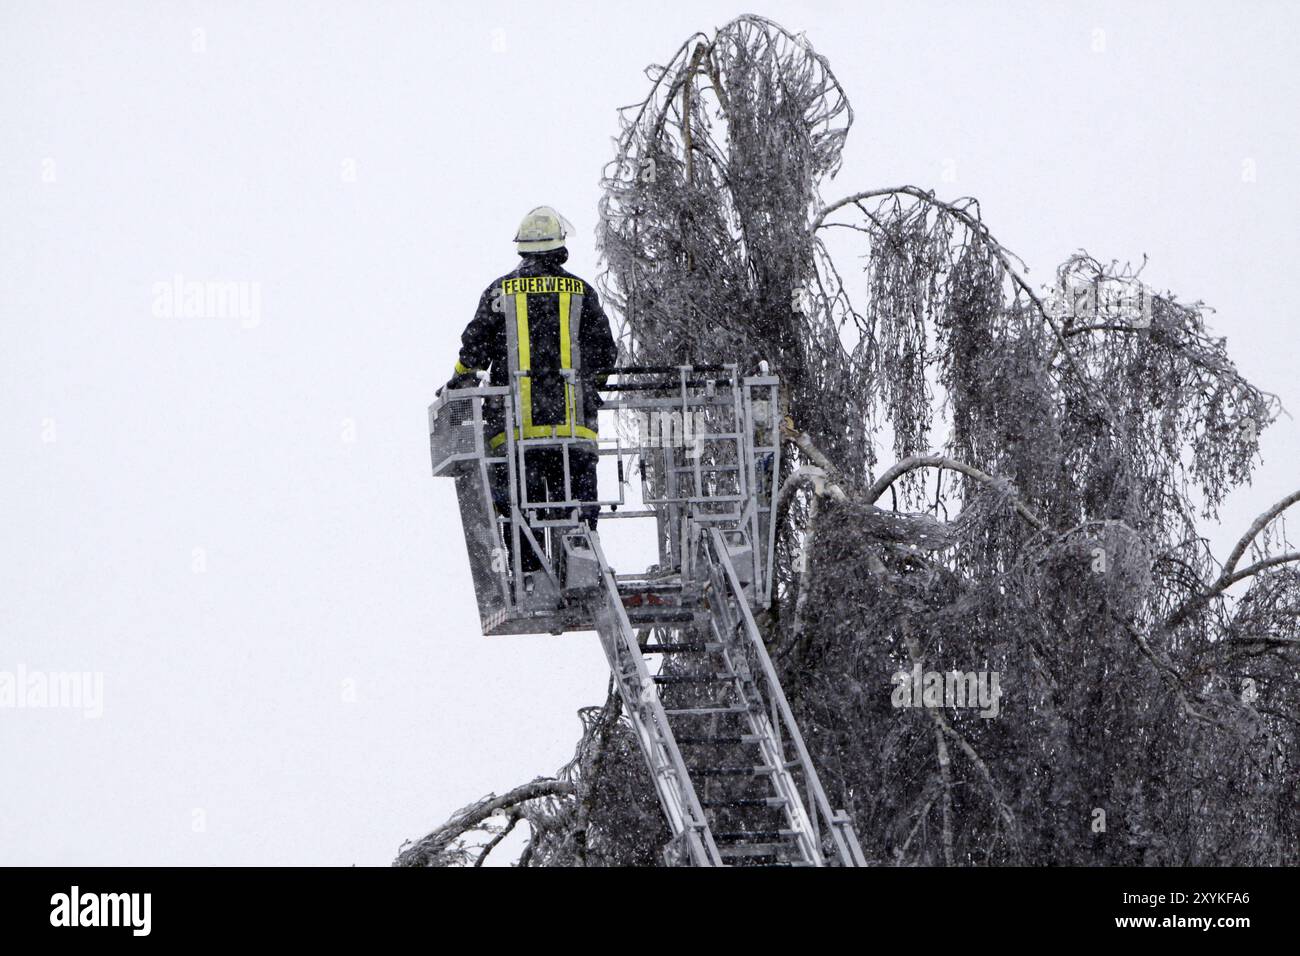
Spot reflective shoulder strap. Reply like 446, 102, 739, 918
565, 291, 585, 434
502, 284, 532, 430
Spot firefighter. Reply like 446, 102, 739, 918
443, 206, 618, 577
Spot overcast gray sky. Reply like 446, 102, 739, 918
2, 0, 1296, 865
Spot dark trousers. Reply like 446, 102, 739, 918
491, 445, 599, 573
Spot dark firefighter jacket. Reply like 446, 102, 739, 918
450, 250, 618, 449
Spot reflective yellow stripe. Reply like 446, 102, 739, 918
515, 292, 531, 429
558, 290, 573, 431
454, 359, 477, 375
558, 292, 572, 369
490, 423, 599, 450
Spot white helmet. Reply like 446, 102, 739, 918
514, 205, 572, 254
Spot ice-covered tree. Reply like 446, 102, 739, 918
399, 15, 1297, 867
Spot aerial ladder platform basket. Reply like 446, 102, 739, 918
429, 363, 865, 866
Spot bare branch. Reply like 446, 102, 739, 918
472, 811, 520, 867
864, 454, 1044, 530
1222, 488, 1300, 578
395, 778, 575, 867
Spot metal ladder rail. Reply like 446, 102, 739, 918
586, 525, 854, 867
637, 604, 809, 864
699, 560, 826, 866
704, 528, 868, 866
583, 528, 724, 867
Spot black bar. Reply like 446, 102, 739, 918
598, 378, 735, 391
593, 364, 730, 375
0, 863, 1284, 943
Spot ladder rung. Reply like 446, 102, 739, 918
673, 734, 760, 745
614, 573, 680, 584
643, 495, 746, 504
652, 673, 733, 684
712, 830, 796, 844
617, 581, 684, 592
717, 843, 797, 859
626, 609, 698, 624
693, 765, 775, 777
664, 705, 750, 717
638, 642, 710, 654
701, 797, 787, 809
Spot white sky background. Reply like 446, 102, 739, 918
1, 1, 1296, 865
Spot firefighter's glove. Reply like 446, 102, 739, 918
441, 372, 478, 395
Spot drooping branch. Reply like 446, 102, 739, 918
864, 454, 1045, 530
814, 186, 1113, 420
395, 778, 575, 867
